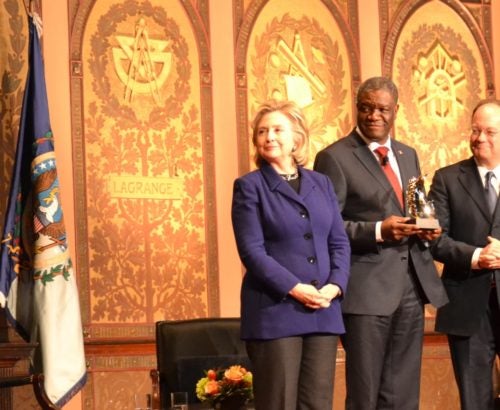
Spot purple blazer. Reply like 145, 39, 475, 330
231, 162, 350, 340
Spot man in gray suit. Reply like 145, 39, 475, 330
314, 77, 448, 409
429, 99, 500, 410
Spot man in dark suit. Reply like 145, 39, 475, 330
314, 76, 448, 409
429, 99, 500, 410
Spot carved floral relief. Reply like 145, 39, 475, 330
245, 0, 356, 169
81, 0, 209, 325
390, 1, 488, 176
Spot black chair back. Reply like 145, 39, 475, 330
155, 318, 250, 407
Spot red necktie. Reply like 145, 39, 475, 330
374, 147, 403, 208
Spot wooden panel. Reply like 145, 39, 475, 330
233, 0, 360, 174
79, 332, 459, 410
0, 340, 38, 410
67, 0, 218, 340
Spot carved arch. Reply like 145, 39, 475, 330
233, 0, 361, 174
381, 0, 494, 96
68, 0, 218, 333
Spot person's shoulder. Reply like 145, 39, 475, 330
434, 158, 472, 176
317, 131, 357, 155
303, 168, 332, 185
391, 138, 417, 154
302, 167, 323, 178
234, 168, 261, 185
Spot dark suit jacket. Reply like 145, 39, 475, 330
231, 162, 351, 340
314, 130, 448, 315
429, 157, 500, 336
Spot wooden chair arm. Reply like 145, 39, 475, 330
0, 374, 60, 410
150, 369, 160, 410
32, 374, 60, 410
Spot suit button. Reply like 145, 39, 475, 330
310, 279, 319, 287
307, 256, 316, 264
304, 233, 313, 240
299, 211, 308, 219
401, 256, 407, 261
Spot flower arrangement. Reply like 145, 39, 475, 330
195, 365, 253, 408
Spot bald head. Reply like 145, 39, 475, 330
470, 100, 500, 169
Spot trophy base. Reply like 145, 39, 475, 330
409, 217, 440, 230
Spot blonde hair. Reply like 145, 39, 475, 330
251, 100, 309, 168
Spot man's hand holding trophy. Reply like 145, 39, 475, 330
406, 175, 440, 230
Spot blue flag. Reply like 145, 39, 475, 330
0, 17, 87, 406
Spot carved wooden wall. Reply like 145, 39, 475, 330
381, 0, 495, 176
0, 0, 28, 231
68, 0, 215, 407
69, 0, 217, 330
234, 0, 361, 173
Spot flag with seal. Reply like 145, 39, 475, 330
0, 16, 87, 407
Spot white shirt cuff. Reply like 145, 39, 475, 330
376, 221, 383, 242
471, 247, 482, 269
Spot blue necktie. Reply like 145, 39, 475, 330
485, 171, 498, 215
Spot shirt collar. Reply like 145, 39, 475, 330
356, 126, 393, 153
476, 162, 500, 182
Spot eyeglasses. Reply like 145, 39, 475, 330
471, 128, 499, 138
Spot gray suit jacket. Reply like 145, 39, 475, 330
429, 157, 500, 336
314, 130, 448, 315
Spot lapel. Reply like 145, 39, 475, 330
458, 158, 493, 221
350, 131, 404, 212
259, 162, 313, 206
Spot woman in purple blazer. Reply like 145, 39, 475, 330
231, 100, 350, 409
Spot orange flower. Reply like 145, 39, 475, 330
207, 369, 217, 381
224, 365, 247, 383
196, 364, 253, 404
204, 380, 220, 395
